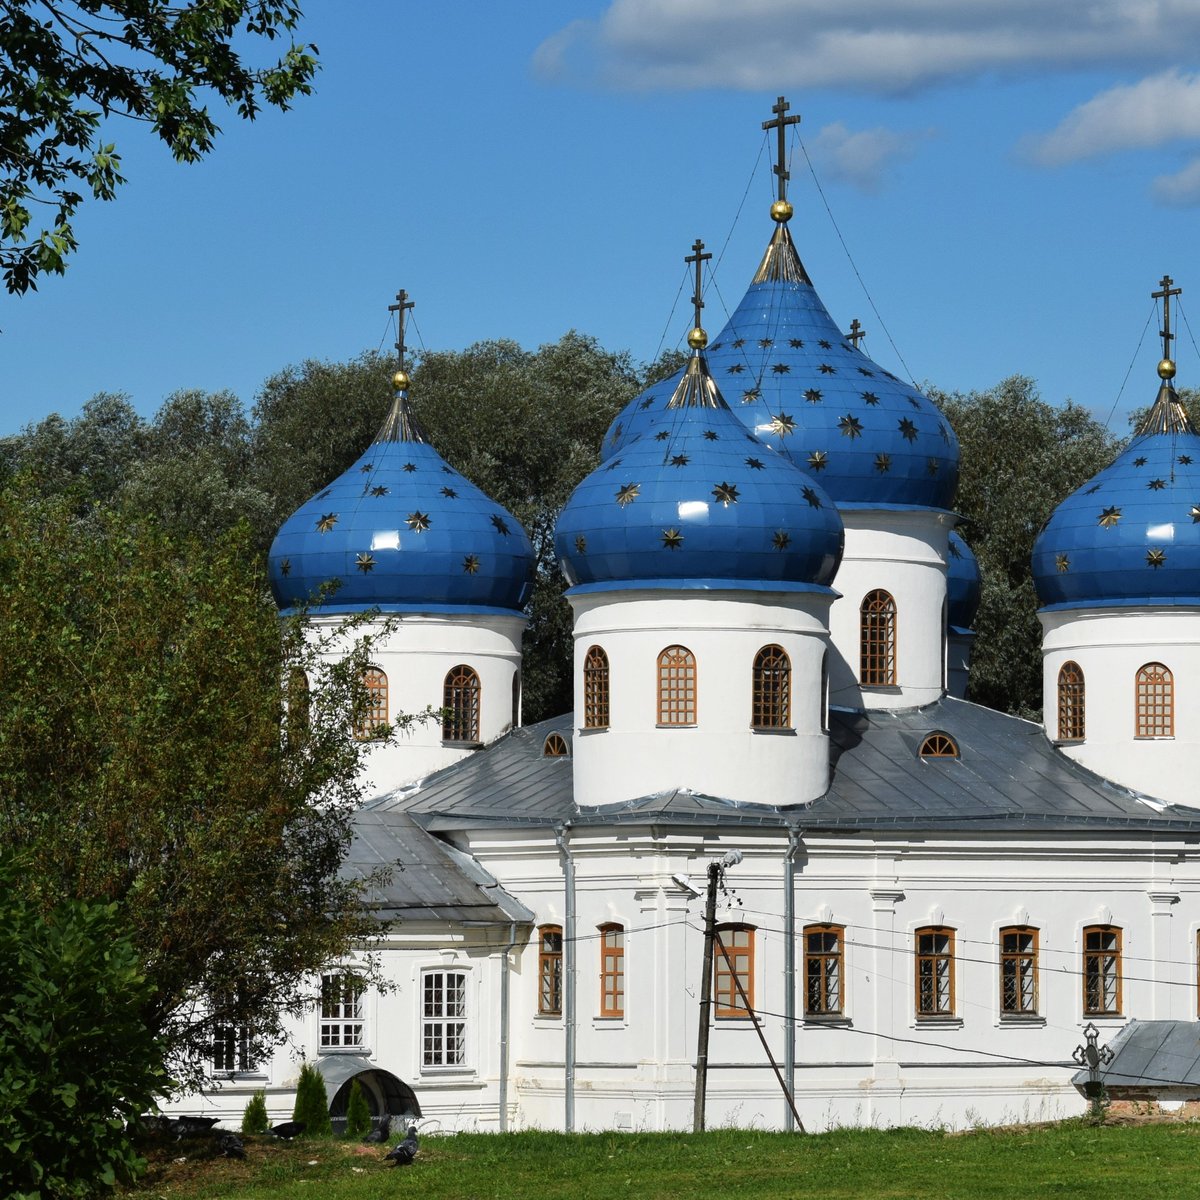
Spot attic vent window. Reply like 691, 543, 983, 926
919, 732, 959, 759
543, 732, 569, 758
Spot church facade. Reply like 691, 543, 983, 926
185, 102, 1200, 1134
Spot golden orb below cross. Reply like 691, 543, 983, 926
687, 327, 708, 349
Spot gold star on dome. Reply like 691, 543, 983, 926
402, 462, 417, 472
1098, 506, 1122, 527
611, 422, 624, 441
758, 337, 774, 348
819, 363, 836, 374
839, 415, 863, 439
818, 339, 832, 349
727, 363, 745, 374
858, 367, 874, 377
655, 430, 670, 441
772, 529, 791, 550
491, 514, 511, 536
702, 430, 719, 441
1147, 548, 1166, 568
801, 485, 822, 508
769, 413, 797, 437
805, 388, 823, 403
1056, 553, 1070, 573
463, 554, 480, 574
772, 362, 791, 374
1148, 478, 1167, 490
670, 454, 690, 467
1180, 454, 1193, 465
808, 450, 828, 471
927, 458, 940, 476
662, 528, 684, 549
356, 553, 376, 573
863, 391, 880, 406
712, 482, 739, 506
1191, 504, 1200, 523
732, 337, 746, 348
640, 396, 656, 410
875, 453, 891, 472
1133, 456, 1147, 467
745, 457, 765, 470
789, 338, 804, 348
604, 458, 622, 472
359, 462, 374, 473
947, 540, 962, 560
406, 511, 430, 532
898, 418, 918, 441
616, 483, 640, 506
279, 558, 291, 577
441, 486, 458, 498
370, 485, 389, 497
575, 534, 587, 553
316, 513, 338, 533
742, 388, 761, 404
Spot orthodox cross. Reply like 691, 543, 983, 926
1152, 274, 1182, 362
686, 238, 712, 330
388, 288, 415, 368
1071, 1022, 1114, 1118
847, 318, 866, 348
762, 95, 802, 204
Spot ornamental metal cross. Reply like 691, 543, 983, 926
1072, 1021, 1114, 1112
847, 318, 866, 348
762, 95, 801, 204
685, 238, 712, 330
388, 288, 415, 368
1153, 274, 1182, 362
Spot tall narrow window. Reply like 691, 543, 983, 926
1057, 661, 1085, 741
804, 924, 843, 1016
1135, 662, 1174, 737
584, 645, 610, 729
752, 644, 792, 729
1083, 925, 1122, 1015
422, 970, 467, 1067
1000, 927, 1039, 1015
511, 670, 521, 729
658, 645, 696, 725
713, 925, 755, 1017
599, 924, 624, 1018
538, 925, 563, 1016
443, 664, 481, 743
211, 1023, 253, 1073
915, 927, 954, 1017
354, 667, 388, 740
320, 974, 365, 1048
860, 590, 897, 686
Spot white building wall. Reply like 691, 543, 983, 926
827, 511, 953, 712
568, 590, 835, 808
1040, 606, 1200, 808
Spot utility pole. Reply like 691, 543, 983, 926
692, 860, 720, 1133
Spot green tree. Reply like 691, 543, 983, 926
344, 1077, 371, 1139
0, 856, 166, 1199
241, 1089, 269, 1135
292, 1060, 332, 1137
932, 376, 1119, 716
0, 481, 396, 1086
0, 0, 318, 293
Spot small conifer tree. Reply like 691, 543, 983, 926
344, 1078, 372, 1139
241, 1089, 269, 1135
292, 1061, 333, 1137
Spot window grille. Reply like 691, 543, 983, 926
918, 732, 958, 758
211, 1023, 253, 1073
422, 970, 467, 1067
1057, 661, 1085, 741
354, 667, 387, 740
1000, 927, 1038, 1015
443, 664, 481, 743
658, 645, 696, 725
752, 645, 792, 729
860, 590, 897, 686
915, 927, 954, 1016
1083, 926, 1121, 1015
320, 974, 365, 1048
599, 924, 624, 1018
583, 645, 610, 729
804, 925, 843, 1016
1135, 662, 1173, 737
713, 925, 755, 1017
538, 925, 563, 1016
543, 732, 568, 757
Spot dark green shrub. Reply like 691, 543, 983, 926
344, 1078, 372, 1138
0, 856, 168, 1199
241, 1089, 269, 1135
292, 1061, 332, 1137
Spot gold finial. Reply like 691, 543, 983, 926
1159, 358, 1177, 380
388, 288, 415, 382
1152, 274, 1182, 370
762, 95, 801, 215
392, 369, 410, 389
684, 238, 712, 350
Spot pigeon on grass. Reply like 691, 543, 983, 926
384, 1125, 419, 1166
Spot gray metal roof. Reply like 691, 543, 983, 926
367, 698, 1200, 836
1072, 1021, 1200, 1095
343, 808, 533, 924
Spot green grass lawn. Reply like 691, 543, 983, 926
127, 1122, 1200, 1200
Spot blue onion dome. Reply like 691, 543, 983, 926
555, 344, 844, 593
1032, 367, 1200, 609
603, 217, 959, 511
946, 531, 982, 632
269, 377, 534, 615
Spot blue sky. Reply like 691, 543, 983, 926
4, 0, 1200, 437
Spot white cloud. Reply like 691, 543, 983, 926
1024, 70, 1200, 165
533, 1, 1200, 95
1152, 156, 1200, 205
809, 122, 931, 192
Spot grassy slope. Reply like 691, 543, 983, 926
128, 1123, 1200, 1200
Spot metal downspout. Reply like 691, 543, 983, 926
498, 920, 517, 1131
784, 825, 803, 1133
554, 823, 576, 1132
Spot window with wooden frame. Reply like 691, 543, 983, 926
1000, 926, 1039, 1015
752, 644, 792, 729
354, 667, 388, 741
538, 925, 563, 1016
657, 645, 697, 725
599, 924, 624, 1018
442, 664, 481, 743
320, 973, 365, 1048
1057, 661, 1085, 742
803, 924, 843, 1016
1135, 662, 1174, 738
1083, 925, 1122, 1016
915, 926, 955, 1017
918, 732, 958, 758
584, 645, 610, 729
421, 969, 467, 1068
713, 924, 755, 1018
542, 732, 569, 757
860, 590, 897, 686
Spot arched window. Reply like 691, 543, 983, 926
443, 664, 481, 743
657, 645, 696, 725
1057, 661, 1085, 742
543, 732, 569, 758
354, 667, 388, 741
1135, 662, 1174, 738
584, 645, 610, 730
803, 924, 843, 1016
713, 924, 755, 1018
599, 924, 624, 1018
751, 644, 791, 729
820, 649, 830, 733
1000, 926, 1039, 1015
538, 925, 563, 1016
915, 926, 955, 1017
1083, 925, 1122, 1015
860, 590, 897, 686
918, 732, 958, 758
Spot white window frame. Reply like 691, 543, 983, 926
319, 973, 366, 1051
421, 968, 469, 1071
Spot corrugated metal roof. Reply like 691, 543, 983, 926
367, 699, 1200, 835
1071, 1021, 1200, 1094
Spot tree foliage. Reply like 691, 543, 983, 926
932, 376, 1119, 716
0, 0, 318, 293
0, 856, 166, 1199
